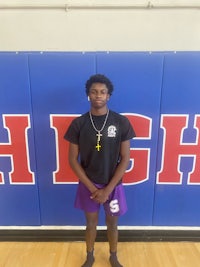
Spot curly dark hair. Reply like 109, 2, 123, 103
85, 74, 114, 96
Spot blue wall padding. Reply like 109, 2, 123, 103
0, 52, 200, 226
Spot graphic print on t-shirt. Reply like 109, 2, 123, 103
108, 125, 117, 137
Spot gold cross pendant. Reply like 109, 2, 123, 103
96, 142, 101, 151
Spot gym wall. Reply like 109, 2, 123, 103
1, 51, 200, 227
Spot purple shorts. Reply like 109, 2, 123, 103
74, 182, 127, 216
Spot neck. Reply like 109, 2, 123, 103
90, 107, 108, 116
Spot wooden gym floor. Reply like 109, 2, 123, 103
0, 241, 200, 267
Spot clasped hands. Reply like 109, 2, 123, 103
90, 188, 109, 204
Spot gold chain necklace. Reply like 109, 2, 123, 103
89, 109, 109, 151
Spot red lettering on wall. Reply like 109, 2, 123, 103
124, 113, 151, 139
0, 115, 34, 184
50, 115, 79, 184
124, 149, 150, 185
51, 114, 151, 185
157, 115, 200, 184
123, 114, 151, 185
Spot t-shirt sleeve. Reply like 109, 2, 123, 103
121, 116, 136, 141
64, 119, 80, 144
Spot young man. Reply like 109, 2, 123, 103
64, 74, 135, 267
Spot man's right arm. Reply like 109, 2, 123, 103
68, 142, 97, 194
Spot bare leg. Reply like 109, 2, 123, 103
106, 214, 118, 252
106, 214, 123, 267
85, 211, 98, 252
81, 211, 98, 267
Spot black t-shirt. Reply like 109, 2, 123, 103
64, 110, 135, 184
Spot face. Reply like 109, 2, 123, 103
88, 83, 110, 109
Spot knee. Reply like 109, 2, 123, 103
105, 216, 118, 230
86, 218, 98, 230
